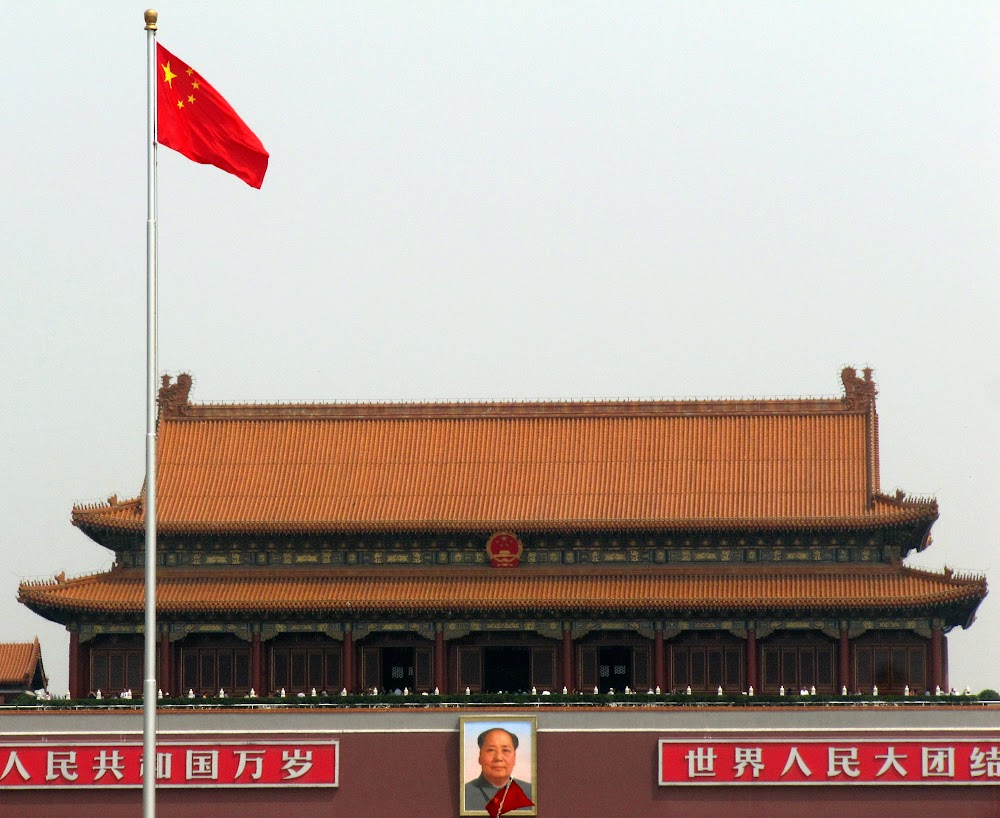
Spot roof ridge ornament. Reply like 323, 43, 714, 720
158, 373, 193, 416
840, 366, 877, 410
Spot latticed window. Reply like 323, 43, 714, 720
579, 644, 651, 692
854, 644, 926, 693
91, 649, 143, 694
457, 646, 483, 692
272, 645, 342, 694
415, 648, 432, 690
359, 645, 432, 692
180, 646, 251, 695
671, 646, 742, 692
760, 643, 835, 693
88, 636, 144, 695
531, 647, 556, 690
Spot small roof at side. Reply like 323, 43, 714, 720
0, 638, 47, 692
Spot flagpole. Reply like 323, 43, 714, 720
143, 9, 159, 818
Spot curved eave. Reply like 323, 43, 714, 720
19, 565, 985, 630
71, 506, 939, 538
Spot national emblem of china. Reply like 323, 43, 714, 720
486, 532, 524, 568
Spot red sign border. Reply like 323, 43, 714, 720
658, 737, 1000, 786
0, 738, 339, 789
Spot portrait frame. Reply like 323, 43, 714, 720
459, 716, 537, 816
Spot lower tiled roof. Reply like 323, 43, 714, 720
18, 565, 986, 627
0, 638, 44, 689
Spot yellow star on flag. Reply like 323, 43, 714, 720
161, 61, 177, 88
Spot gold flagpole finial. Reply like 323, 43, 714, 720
144, 9, 158, 30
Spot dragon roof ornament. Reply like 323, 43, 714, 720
841, 366, 877, 411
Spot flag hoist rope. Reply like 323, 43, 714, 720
143, 9, 159, 818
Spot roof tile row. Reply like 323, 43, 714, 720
0, 639, 43, 688
73, 406, 933, 534
19, 565, 984, 619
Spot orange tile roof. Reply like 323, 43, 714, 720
0, 638, 44, 689
18, 565, 985, 627
71, 369, 937, 537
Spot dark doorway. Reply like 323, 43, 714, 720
381, 647, 415, 693
483, 647, 530, 693
598, 647, 631, 693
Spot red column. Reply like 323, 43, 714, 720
942, 632, 949, 691
654, 629, 665, 692
80, 639, 91, 698
562, 628, 574, 692
251, 631, 263, 695
343, 628, 354, 693
931, 625, 944, 691
159, 629, 171, 696
745, 628, 757, 692
434, 628, 446, 693
839, 627, 850, 692
68, 631, 80, 699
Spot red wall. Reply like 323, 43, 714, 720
2, 729, 999, 817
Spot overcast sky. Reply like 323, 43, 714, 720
2, 2, 997, 695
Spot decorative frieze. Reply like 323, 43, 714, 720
77, 615, 938, 647
570, 621, 649, 640
444, 622, 473, 640
180, 622, 253, 641
81, 622, 258, 642
749, 620, 841, 640
259, 623, 344, 642
141, 532, 910, 570
78, 623, 137, 643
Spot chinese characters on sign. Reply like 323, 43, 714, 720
0, 741, 338, 788
659, 740, 1000, 785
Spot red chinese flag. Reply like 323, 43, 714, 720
156, 43, 269, 188
485, 779, 533, 817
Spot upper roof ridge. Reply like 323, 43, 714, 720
157, 366, 877, 421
